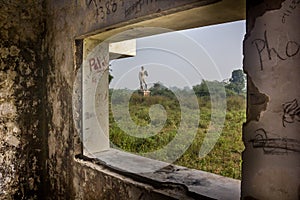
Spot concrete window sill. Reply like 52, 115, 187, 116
76, 149, 240, 200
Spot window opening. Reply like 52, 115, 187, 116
81, 20, 246, 179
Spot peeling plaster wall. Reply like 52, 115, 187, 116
0, 0, 249, 199
0, 1, 47, 199
243, 0, 300, 199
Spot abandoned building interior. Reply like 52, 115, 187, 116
0, 0, 299, 199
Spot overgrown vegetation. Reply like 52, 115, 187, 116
109, 69, 246, 179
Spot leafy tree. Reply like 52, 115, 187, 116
149, 82, 176, 99
226, 69, 245, 94
193, 80, 225, 98
193, 80, 209, 97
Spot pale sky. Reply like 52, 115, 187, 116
109, 20, 246, 89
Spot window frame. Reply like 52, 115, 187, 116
73, 3, 245, 197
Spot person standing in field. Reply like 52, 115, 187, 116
139, 66, 148, 90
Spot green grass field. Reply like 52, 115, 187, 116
109, 89, 246, 179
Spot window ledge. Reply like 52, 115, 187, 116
77, 149, 240, 200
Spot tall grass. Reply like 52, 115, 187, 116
109, 90, 246, 179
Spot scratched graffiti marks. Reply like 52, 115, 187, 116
282, 99, 300, 127
249, 128, 300, 154
86, 55, 109, 84
125, 0, 157, 17
251, 30, 300, 71
89, 56, 107, 72
86, 0, 119, 20
282, 0, 300, 23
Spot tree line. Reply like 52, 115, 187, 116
149, 69, 246, 98
109, 69, 246, 99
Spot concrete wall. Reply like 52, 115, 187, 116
0, 1, 47, 199
3, 0, 229, 198
243, 0, 300, 199
7, 0, 297, 199
44, 0, 226, 199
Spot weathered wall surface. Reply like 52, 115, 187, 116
0, 1, 47, 199
243, 0, 300, 199
0, 0, 246, 199
44, 0, 214, 199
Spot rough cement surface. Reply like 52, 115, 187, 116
0, 0, 46, 199
243, 0, 300, 199
45, 0, 214, 199
0, 0, 245, 199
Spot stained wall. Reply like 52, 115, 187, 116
44, 0, 228, 199
243, 0, 300, 199
0, 0, 268, 199
0, 1, 47, 199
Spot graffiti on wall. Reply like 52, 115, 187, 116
281, 0, 300, 23
125, 0, 157, 17
84, 54, 109, 84
85, 0, 158, 20
86, 0, 121, 20
249, 128, 300, 154
282, 99, 300, 127
89, 56, 107, 72
251, 30, 300, 71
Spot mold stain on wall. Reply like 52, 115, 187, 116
0, 1, 48, 199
